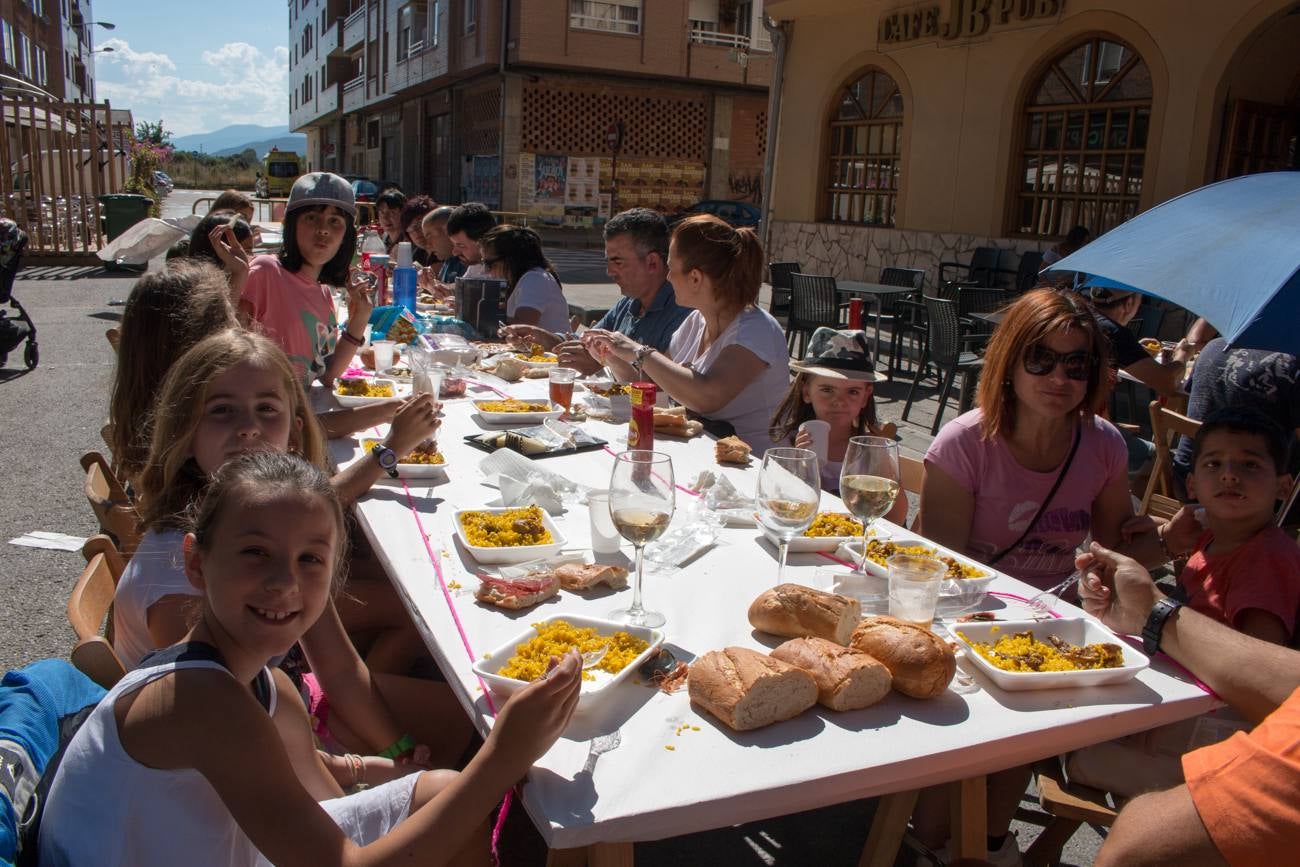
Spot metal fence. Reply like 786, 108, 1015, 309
0, 97, 131, 259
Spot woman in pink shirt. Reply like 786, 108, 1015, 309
920, 288, 1130, 590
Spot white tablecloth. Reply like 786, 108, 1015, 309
332, 374, 1217, 849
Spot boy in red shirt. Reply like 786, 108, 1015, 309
1174, 406, 1300, 644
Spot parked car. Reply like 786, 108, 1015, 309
670, 199, 761, 229
151, 170, 174, 196
350, 178, 401, 203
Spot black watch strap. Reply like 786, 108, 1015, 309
371, 443, 399, 478
1141, 597, 1182, 656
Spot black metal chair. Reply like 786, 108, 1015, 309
878, 267, 924, 379
938, 246, 1014, 288
902, 296, 985, 435
768, 261, 801, 318
787, 272, 846, 357
1014, 250, 1045, 295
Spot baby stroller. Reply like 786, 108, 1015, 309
0, 218, 35, 370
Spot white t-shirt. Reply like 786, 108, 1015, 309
668, 306, 790, 455
506, 268, 569, 334
112, 528, 197, 669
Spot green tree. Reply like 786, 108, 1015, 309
134, 119, 173, 147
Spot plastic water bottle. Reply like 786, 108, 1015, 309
360, 227, 386, 258
392, 241, 417, 314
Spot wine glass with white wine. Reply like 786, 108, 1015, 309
755, 447, 821, 585
839, 436, 901, 568
607, 450, 675, 628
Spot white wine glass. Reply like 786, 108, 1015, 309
839, 436, 901, 568
607, 450, 675, 628
755, 447, 820, 585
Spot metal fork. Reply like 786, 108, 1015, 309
581, 730, 622, 775
1025, 570, 1083, 618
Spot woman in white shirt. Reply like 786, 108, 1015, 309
479, 225, 571, 334
584, 214, 789, 454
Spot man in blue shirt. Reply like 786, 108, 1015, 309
501, 208, 692, 374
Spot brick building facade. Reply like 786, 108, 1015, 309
289, 0, 771, 226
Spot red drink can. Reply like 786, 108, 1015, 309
628, 381, 656, 449
848, 298, 864, 329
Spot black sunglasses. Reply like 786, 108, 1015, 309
1023, 345, 1092, 381
483, 257, 501, 268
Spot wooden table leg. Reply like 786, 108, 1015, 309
589, 842, 634, 867
858, 788, 920, 867
950, 774, 988, 862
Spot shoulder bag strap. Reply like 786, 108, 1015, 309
987, 421, 1083, 567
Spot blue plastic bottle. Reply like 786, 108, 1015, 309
392, 241, 417, 313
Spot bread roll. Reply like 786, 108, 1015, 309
688, 647, 818, 731
770, 637, 892, 711
748, 584, 861, 645
850, 616, 956, 699
715, 435, 752, 464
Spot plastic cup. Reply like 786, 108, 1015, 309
549, 367, 577, 415
798, 419, 831, 463
588, 492, 622, 554
887, 554, 946, 629
371, 340, 396, 372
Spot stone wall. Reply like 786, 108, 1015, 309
767, 220, 1049, 290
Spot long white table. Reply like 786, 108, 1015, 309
330, 373, 1218, 861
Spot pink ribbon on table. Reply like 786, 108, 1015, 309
396, 476, 513, 864
599, 444, 702, 499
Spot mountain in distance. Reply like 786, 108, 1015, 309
172, 124, 304, 156
213, 135, 306, 157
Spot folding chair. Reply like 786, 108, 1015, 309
67, 536, 128, 688
1139, 402, 1201, 514
81, 450, 141, 557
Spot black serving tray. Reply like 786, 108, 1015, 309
463, 425, 608, 459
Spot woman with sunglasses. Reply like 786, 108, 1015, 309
912, 288, 1133, 864
919, 287, 1132, 592
478, 224, 571, 333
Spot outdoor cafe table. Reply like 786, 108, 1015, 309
330, 376, 1218, 864
834, 282, 918, 364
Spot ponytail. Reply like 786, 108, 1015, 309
670, 215, 764, 311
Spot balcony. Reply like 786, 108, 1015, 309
324, 16, 345, 58
342, 74, 367, 113
689, 29, 749, 49
291, 82, 340, 131
569, 13, 640, 36
343, 6, 366, 50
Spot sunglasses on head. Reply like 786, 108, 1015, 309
1022, 345, 1092, 381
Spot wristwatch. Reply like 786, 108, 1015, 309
1141, 597, 1182, 655
371, 443, 399, 479
632, 344, 653, 377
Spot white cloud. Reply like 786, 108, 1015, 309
94, 38, 288, 137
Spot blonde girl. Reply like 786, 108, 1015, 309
115, 329, 464, 767
42, 451, 581, 866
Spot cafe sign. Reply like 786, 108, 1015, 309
879, 0, 1063, 45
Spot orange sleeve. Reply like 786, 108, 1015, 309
1184, 686, 1300, 867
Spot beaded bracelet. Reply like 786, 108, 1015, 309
378, 733, 416, 760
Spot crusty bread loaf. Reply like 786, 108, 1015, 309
747, 584, 862, 645
688, 647, 818, 731
770, 637, 892, 711
849, 616, 955, 699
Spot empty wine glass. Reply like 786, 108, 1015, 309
755, 447, 820, 585
839, 436, 901, 568
607, 450, 675, 628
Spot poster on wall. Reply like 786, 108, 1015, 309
469, 155, 501, 207
517, 153, 535, 210
534, 154, 567, 202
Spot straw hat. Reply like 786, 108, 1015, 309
789, 327, 878, 382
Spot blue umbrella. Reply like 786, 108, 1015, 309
1044, 171, 1300, 352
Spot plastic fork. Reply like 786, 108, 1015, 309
580, 646, 608, 669
1025, 570, 1082, 618
581, 729, 622, 775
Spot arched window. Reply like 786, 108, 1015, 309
1014, 37, 1152, 238
825, 69, 903, 226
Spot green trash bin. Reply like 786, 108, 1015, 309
98, 193, 153, 242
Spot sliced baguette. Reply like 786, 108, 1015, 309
688, 646, 818, 731
770, 637, 892, 711
554, 563, 629, 591
849, 616, 956, 699
747, 583, 862, 645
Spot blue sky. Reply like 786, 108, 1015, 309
92, 0, 289, 136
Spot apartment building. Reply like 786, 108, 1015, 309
0, 0, 102, 101
289, 0, 771, 225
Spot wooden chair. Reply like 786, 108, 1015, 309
105, 326, 120, 354
1024, 759, 1119, 866
81, 450, 141, 558
67, 536, 128, 688
1140, 402, 1202, 514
